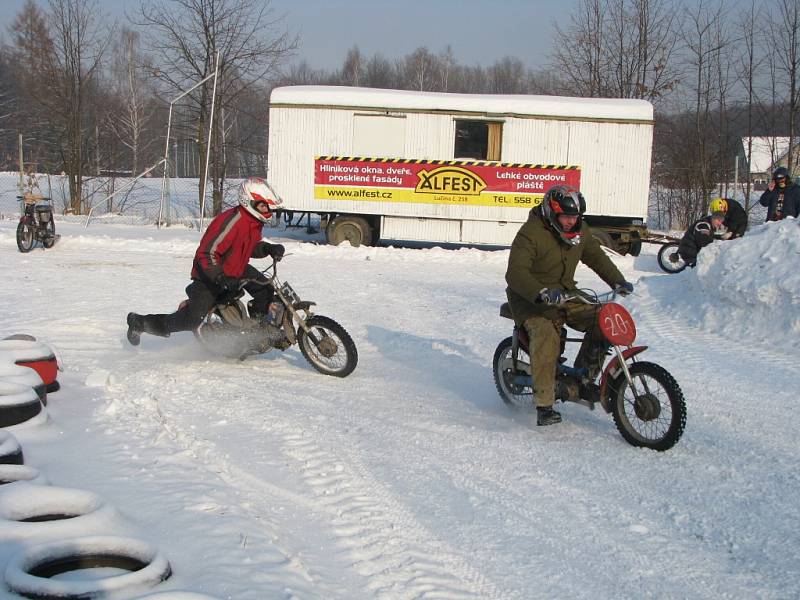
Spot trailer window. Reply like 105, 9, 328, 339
454, 120, 502, 161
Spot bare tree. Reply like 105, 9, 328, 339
108, 28, 156, 175
137, 0, 297, 214
774, 0, 800, 172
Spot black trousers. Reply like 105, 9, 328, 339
143, 265, 274, 335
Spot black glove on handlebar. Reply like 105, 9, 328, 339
268, 244, 286, 262
617, 281, 634, 296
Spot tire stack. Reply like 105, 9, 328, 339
0, 335, 219, 599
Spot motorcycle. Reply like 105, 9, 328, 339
193, 259, 358, 377
16, 194, 57, 253
656, 242, 688, 273
492, 289, 686, 451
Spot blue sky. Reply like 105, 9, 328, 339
0, 0, 567, 71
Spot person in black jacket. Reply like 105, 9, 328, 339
677, 213, 726, 267
709, 197, 748, 238
759, 167, 800, 221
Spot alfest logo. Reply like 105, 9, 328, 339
415, 166, 487, 195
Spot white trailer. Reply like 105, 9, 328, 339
267, 86, 653, 254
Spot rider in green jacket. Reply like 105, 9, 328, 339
505, 185, 633, 426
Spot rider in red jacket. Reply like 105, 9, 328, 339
126, 178, 285, 346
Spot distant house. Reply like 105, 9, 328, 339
740, 137, 800, 188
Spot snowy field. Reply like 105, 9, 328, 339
0, 217, 798, 599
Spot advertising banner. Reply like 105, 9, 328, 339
314, 157, 581, 208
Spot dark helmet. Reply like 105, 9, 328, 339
540, 185, 586, 246
773, 166, 791, 186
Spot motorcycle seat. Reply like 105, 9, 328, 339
499, 303, 514, 320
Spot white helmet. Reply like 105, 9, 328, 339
238, 177, 282, 223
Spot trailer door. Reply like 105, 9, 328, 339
353, 114, 406, 158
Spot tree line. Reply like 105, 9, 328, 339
0, 0, 797, 228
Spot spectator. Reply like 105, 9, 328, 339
759, 167, 800, 221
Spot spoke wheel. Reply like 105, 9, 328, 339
492, 337, 535, 409
42, 220, 56, 248
297, 315, 357, 377
16, 221, 35, 253
610, 361, 686, 451
194, 312, 251, 360
657, 242, 687, 273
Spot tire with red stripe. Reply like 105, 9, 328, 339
0, 340, 59, 393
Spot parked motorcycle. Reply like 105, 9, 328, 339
656, 242, 688, 273
194, 259, 358, 377
492, 289, 686, 451
16, 194, 57, 253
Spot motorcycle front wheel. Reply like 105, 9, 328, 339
492, 337, 534, 409
657, 243, 687, 273
609, 361, 686, 451
16, 221, 35, 253
297, 315, 357, 377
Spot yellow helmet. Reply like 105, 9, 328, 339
709, 198, 728, 214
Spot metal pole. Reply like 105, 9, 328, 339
199, 51, 220, 232
734, 155, 739, 201
157, 72, 217, 229
18, 133, 24, 214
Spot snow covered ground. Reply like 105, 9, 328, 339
0, 216, 798, 599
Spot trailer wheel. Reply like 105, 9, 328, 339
326, 216, 373, 247
592, 230, 617, 252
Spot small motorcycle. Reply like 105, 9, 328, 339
657, 242, 688, 273
492, 290, 686, 451
194, 259, 358, 377
16, 194, 57, 253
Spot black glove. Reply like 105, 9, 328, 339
268, 244, 285, 262
538, 288, 565, 305
215, 274, 240, 292
616, 281, 634, 296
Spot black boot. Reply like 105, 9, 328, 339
126, 313, 143, 346
536, 405, 562, 426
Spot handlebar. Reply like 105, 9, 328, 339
559, 287, 626, 305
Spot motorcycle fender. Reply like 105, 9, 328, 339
599, 346, 648, 410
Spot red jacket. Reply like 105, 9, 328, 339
191, 206, 265, 282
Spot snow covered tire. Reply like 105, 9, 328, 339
4, 536, 171, 599
0, 465, 47, 487
0, 430, 23, 465
297, 315, 358, 377
0, 382, 42, 428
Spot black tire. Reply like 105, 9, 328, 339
326, 215, 373, 247
627, 239, 642, 256
609, 361, 686, 451
16, 221, 35, 253
0, 383, 43, 428
492, 337, 535, 409
0, 430, 24, 465
297, 315, 358, 377
42, 220, 56, 248
657, 242, 687, 273
4, 536, 171, 599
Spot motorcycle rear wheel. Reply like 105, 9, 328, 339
657, 243, 687, 273
609, 361, 686, 451
16, 221, 34, 253
42, 220, 56, 248
297, 315, 357, 377
492, 337, 535, 409
194, 310, 253, 360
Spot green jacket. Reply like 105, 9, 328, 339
505, 211, 626, 325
